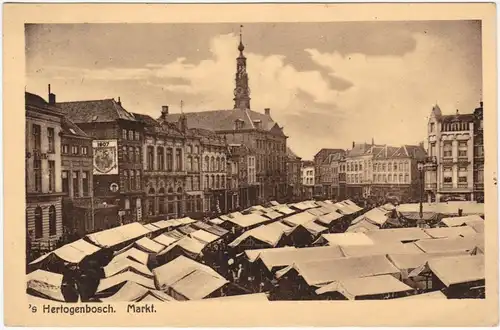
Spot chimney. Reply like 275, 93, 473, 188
117, 97, 121, 106
419, 141, 424, 148
48, 84, 56, 104
456, 109, 459, 115
480, 101, 483, 108
161, 105, 169, 119
352, 141, 355, 149
371, 137, 374, 146
264, 108, 271, 116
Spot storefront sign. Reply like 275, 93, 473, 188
93, 139, 118, 175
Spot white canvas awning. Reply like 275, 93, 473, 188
27, 270, 65, 302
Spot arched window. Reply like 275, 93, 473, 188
210, 156, 215, 172
205, 175, 209, 190
216, 175, 220, 189
194, 156, 199, 171
167, 187, 175, 214
123, 171, 129, 191
216, 157, 220, 171
176, 187, 183, 216
48, 205, 56, 236
130, 170, 135, 190
211, 175, 215, 188
399, 174, 403, 183
187, 156, 193, 172
34, 207, 43, 239
158, 188, 166, 214
187, 145, 193, 153
221, 175, 225, 188
388, 174, 392, 183
204, 156, 209, 171
221, 158, 226, 171
128, 147, 134, 162
399, 162, 403, 171
135, 147, 141, 162
122, 146, 128, 161
136, 170, 141, 190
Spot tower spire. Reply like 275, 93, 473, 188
238, 25, 245, 53
233, 24, 251, 110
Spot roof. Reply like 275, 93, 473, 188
423, 226, 478, 239
85, 223, 150, 248
159, 236, 206, 257
169, 268, 229, 300
225, 213, 270, 229
415, 235, 484, 254
396, 202, 484, 216
135, 237, 166, 254
277, 255, 401, 286
262, 210, 284, 220
103, 257, 153, 278
387, 251, 471, 271
315, 233, 375, 247
202, 293, 269, 302
257, 246, 345, 271
346, 219, 380, 233
113, 247, 150, 265
25, 92, 65, 116
352, 207, 389, 226
96, 271, 156, 293
29, 239, 100, 265
340, 242, 423, 258
395, 290, 447, 300
440, 215, 483, 227
61, 117, 89, 138
283, 211, 317, 226
58, 98, 138, 123
316, 211, 344, 225
365, 228, 431, 243
161, 108, 283, 134
273, 205, 296, 215
189, 229, 220, 245
440, 113, 475, 123
347, 143, 374, 157
286, 147, 301, 160
229, 222, 292, 248
316, 275, 414, 299
244, 246, 296, 263
428, 255, 484, 287
100, 282, 175, 302
27, 270, 65, 302
153, 234, 180, 247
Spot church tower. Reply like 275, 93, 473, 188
233, 25, 251, 110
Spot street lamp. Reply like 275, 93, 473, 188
417, 161, 425, 228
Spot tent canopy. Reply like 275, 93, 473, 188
415, 235, 484, 254
365, 228, 431, 244
153, 234, 180, 248
244, 246, 296, 263
314, 233, 375, 247
387, 251, 471, 272
100, 281, 175, 302
283, 211, 317, 227
113, 247, 150, 265
316, 211, 344, 225
96, 270, 156, 293
440, 215, 483, 227
29, 239, 100, 266
423, 226, 478, 239
85, 222, 150, 248
428, 255, 485, 287
229, 222, 292, 248
135, 237, 166, 254
189, 229, 220, 245
103, 257, 153, 278
257, 245, 345, 271
27, 269, 65, 302
203, 293, 269, 302
340, 242, 423, 258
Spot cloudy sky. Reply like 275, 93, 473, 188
26, 21, 482, 159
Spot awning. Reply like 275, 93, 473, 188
29, 239, 100, 266
427, 255, 484, 287
27, 270, 65, 302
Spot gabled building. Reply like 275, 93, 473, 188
161, 30, 288, 205
301, 160, 315, 200
58, 97, 143, 226
286, 147, 302, 202
473, 102, 484, 202
313, 148, 345, 200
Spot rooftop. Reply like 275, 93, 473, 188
58, 98, 137, 124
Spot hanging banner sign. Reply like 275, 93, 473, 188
93, 139, 118, 175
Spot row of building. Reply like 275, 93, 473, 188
300, 102, 485, 205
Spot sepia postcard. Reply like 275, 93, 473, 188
3, 2, 499, 327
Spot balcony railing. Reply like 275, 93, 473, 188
144, 170, 187, 176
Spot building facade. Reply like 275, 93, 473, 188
59, 98, 143, 226
338, 156, 347, 200
473, 102, 484, 202
345, 142, 373, 198
286, 147, 302, 202
301, 161, 315, 199
313, 149, 345, 200
425, 105, 477, 202
25, 91, 65, 252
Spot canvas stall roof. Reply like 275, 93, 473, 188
290, 202, 312, 211
104, 257, 153, 278
192, 221, 214, 231
278, 255, 401, 286
203, 225, 229, 237
340, 242, 423, 258
258, 246, 345, 271
100, 282, 175, 302
113, 247, 149, 265
396, 202, 484, 216
274, 205, 296, 215
424, 226, 477, 239
143, 223, 163, 232
315, 233, 375, 247
96, 271, 156, 293
135, 237, 166, 254
248, 205, 266, 211
153, 255, 222, 290
203, 293, 269, 302
244, 247, 296, 263
169, 268, 229, 300
380, 203, 396, 211
177, 217, 197, 225
229, 211, 244, 218
427, 255, 484, 287
316, 275, 413, 299
153, 234, 179, 248
229, 222, 292, 248
219, 215, 232, 221
415, 235, 483, 254
333, 203, 357, 215
365, 228, 431, 243
27, 270, 65, 301
395, 291, 447, 300
178, 225, 198, 235
189, 229, 220, 245
270, 200, 280, 206
283, 211, 317, 226
164, 230, 186, 240
250, 210, 265, 215
159, 236, 206, 256
305, 200, 319, 208
226, 213, 270, 228
29, 239, 100, 265
316, 211, 344, 225
346, 219, 380, 233
85, 222, 150, 248
262, 210, 283, 220
468, 221, 484, 234
307, 208, 328, 217
354, 207, 389, 226
342, 200, 364, 212
209, 218, 225, 225
387, 251, 471, 272
440, 215, 483, 227
399, 212, 439, 221
138, 291, 177, 302
150, 220, 176, 229
299, 221, 328, 235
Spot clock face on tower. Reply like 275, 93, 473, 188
234, 87, 244, 96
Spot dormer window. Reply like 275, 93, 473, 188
430, 122, 435, 132
235, 119, 244, 130
253, 120, 262, 129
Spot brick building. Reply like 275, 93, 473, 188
313, 148, 345, 200
286, 147, 302, 202
25, 90, 65, 252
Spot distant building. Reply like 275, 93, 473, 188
286, 147, 302, 202
301, 161, 315, 199
59, 97, 141, 226
338, 155, 347, 200
345, 142, 376, 198
473, 102, 484, 202
25, 90, 65, 252
425, 104, 481, 202
313, 148, 345, 200
161, 30, 288, 204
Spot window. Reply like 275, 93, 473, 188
62, 171, 69, 193
458, 141, 468, 157
382, 163, 386, 171
123, 171, 129, 191
459, 167, 468, 183
128, 147, 134, 162
48, 205, 56, 236
359, 164, 363, 171
34, 207, 43, 239
134, 132, 140, 141
443, 168, 452, 183
430, 122, 435, 132
122, 129, 127, 140
73, 171, 80, 197
186, 177, 192, 191
32, 124, 41, 150
193, 176, 200, 190
175, 149, 182, 171
405, 173, 409, 183
72, 145, 79, 155
393, 163, 398, 171
62, 144, 69, 154
82, 171, 89, 196
48, 161, 55, 192
34, 160, 42, 192
166, 148, 173, 171
157, 147, 165, 170
130, 170, 135, 190
388, 174, 392, 183
81, 146, 88, 155
136, 170, 141, 190
216, 157, 221, 171
205, 175, 209, 189
194, 145, 199, 154
135, 147, 141, 163
47, 128, 55, 153
210, 156, 215, 172
216, 175, 220, 189
194, 156, 199, 171
399, 174, 403, 183
430, 143, 436, 157
388, 163, 392, 172
405, 162, 409, 171
122, 146, 128, 161
187, 156, 193, 172
210, 175, 215, 188
128, 130, 134, 140
147, 146, 154, 170
187, 145, 193, 153
373, 174, 376, 182
443, 142, 452, 157
221, 175, 225, 188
